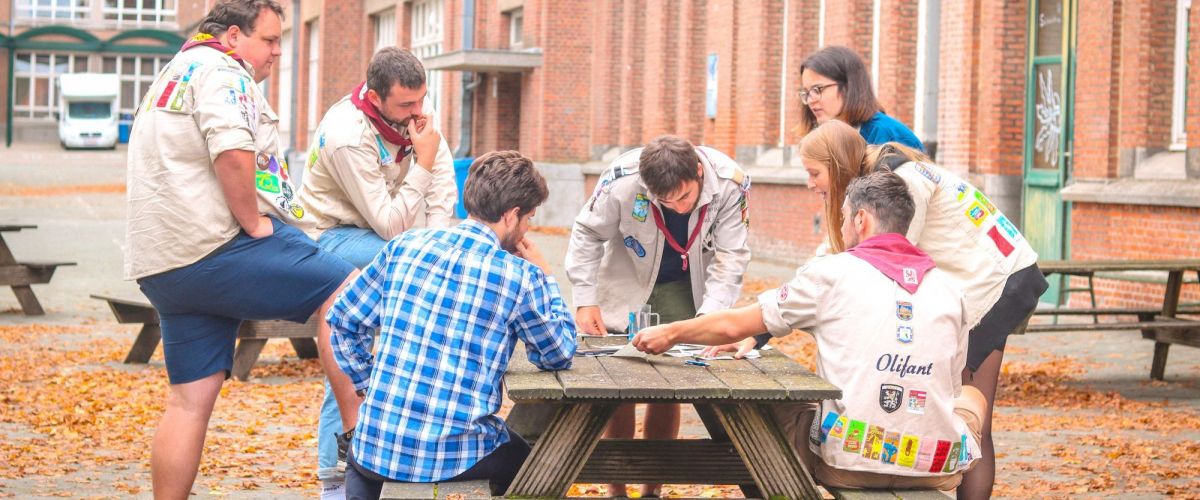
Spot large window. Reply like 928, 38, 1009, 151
1172, 0, 1191, 149
13, 52, 88, 119
307, 22, 321, 140
102, 0, 177, 27
278, 31, 294, 150
373, 8, 397, 53
102, 55, 170, 115
15, 0, 90, 22
410, 0, 444, 114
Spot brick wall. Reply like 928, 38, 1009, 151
589, 0, 621, 153
874, 0, 918, 127
822, 0, 873, 61
1073, 0, 1121, 180
1117, 0, 1175, 154
674, 0, 706, 144
733, 0, 783, 156
703, 0, 737, 155
1068, 203, 1200, 308
973, 0, 1025, 177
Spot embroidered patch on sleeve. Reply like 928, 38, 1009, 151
881, 431, 901, 464
914, 439, 937, 471
880, 384, 904, 413
943, 441, 962, 473
929, 439, 953, 473
988, 226, 1015, 256
965, 202, 988, 227
818, 411, 840, 443
863, 425, 885, 461
906, 390, 927, 414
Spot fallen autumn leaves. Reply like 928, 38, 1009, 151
1, 322, 1198, 498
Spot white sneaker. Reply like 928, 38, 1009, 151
320, 480, 346, 500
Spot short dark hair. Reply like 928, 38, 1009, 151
463, 151, 549, 223
798, 46, 881, 136
198, 0, 284, 37
844, 171, 915, 236
638, 135, 701, 197
367, 47, 427, 100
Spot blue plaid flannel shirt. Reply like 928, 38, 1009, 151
327, 219, 576, 482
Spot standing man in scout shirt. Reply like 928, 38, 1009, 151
565, 135, 752, 498
124, 1, 357, 498
632, 171, 987, 491
295, 46, 456, 499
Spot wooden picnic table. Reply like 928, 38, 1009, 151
0, 224, 75, 315
1038, 259, 1200, 380
503, 336, 841, 500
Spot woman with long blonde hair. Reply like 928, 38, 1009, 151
806, 120, 1047, 499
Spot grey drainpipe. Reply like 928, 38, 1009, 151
453, 0, 475, 159
286, 0, 301, 158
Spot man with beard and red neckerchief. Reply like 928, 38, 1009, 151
124, 1, 357, 498
294, 46, 456, 500
327, 151, 576, 500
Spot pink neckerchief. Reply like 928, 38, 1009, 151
350, 81, 413, 148
845, 233, 935, 293
181, 33, 245, 67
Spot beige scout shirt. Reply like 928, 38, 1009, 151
566, 147, 752, 330
894, 161, 1039, 328
125, 45, 305, 280
758, 254, 980, 477
296, 96, 457, 239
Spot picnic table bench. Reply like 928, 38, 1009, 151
0, 224, 75, 315
1029, 259, 1200, 380
502, 336, 843, 499
91, 294, 320, 380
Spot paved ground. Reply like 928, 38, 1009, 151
0, 143, 1197, 498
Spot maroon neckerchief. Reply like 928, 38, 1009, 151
845, 233, 935, 294
350, 81, 412, 148
181, 33, 245, 67
650, 204, 709, 271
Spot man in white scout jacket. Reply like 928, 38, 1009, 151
565, 134, 751, 498
632, 171, 987, 491
295, 46, 456, 499
124, 1, 356, 498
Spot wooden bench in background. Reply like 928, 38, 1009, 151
0, 224, 75, 315
92, 294, 320, 381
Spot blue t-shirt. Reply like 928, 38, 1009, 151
656, 206, 691, 284
859, 111, 925, 152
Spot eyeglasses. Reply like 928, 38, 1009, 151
800, 83, 839, 104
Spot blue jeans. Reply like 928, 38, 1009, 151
316, 226, 388, 481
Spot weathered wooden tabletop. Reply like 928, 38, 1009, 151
1039, 259, 1200, 274
506, 336, 841, 403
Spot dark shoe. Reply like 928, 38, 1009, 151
335, 429, 353, 463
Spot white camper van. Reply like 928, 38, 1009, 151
56, 73, 120, 149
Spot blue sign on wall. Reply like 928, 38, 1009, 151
706, 54, 718, 118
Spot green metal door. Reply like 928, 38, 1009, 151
1024, 0, 1076, 301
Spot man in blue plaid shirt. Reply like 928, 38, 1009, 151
327, 150, 576, 499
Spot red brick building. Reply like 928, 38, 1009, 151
4, 0, 1197, 308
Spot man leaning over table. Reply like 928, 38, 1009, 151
565, 135, 751, 498
327, 151, 577, 500
123, 1, 356, 498
633, 171, 987, 491
295, 46, 456, 500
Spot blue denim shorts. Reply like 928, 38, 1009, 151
317, 225, 389, 269
138, 218, 356, 384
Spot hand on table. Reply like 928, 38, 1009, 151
700, 337, 757, 359
574, 305, 604, 335
632, 324, 675, 355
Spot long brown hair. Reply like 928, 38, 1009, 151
797, 46, 882, 137
799, 120, 872, 253
865, 142, 932, 173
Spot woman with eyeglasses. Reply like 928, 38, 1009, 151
798, 46, 925, 151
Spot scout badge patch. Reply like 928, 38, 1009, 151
624, 236, 646, 258
879, 384, 904, 413
896, 301, 913, 321
907, 390, 927, 414
633, 194, 649, 222
896, 325, 914, 343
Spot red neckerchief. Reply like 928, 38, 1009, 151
650, 204, 709, 271
181, 33, 245, 67
845, 233, 935, 294
350, 81, 412, 148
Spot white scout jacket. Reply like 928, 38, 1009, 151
297, 95, 457, 239
758, 254, 980, 477
566, 146, 752, 331
893, 161, 1039, 328
126, 44, 303, 279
